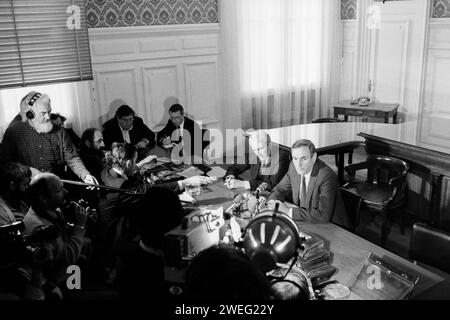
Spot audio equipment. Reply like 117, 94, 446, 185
25, 92, 42, 120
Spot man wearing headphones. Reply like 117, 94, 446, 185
0, 91, 98, 185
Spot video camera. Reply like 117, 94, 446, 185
0, 221, 59, 266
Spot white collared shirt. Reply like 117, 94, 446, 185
118, 119, 132, 144
177, 119, 184, 140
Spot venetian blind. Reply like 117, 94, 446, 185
0, 0, 93, 89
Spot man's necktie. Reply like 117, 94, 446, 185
300, 174, 307, 206
176, 126, 182, 142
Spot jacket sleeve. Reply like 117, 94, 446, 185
225, 163, 251, 180
267, 148, 291, 191
138, 120, 156, 149
268, 167, 292, 202
62, 129, 90, 181
156, 122, 173, 147
53, 225, 86, 266
296, 173, 337, 223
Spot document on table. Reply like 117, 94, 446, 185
207, 166, 227, 178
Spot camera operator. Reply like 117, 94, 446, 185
0, 222, 60, 300
0, 162, 31, 225
22, 173, 92, 288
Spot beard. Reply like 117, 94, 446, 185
33, 120, 53, 133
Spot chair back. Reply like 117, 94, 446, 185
339, 187, 362, 233
365, 155, 409, 185
311, 118, 344, 123
410, 223, 450, 274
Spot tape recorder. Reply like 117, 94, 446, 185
164, 206, 225, 283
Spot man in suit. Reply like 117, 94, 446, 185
102, 105, 155, 151
267, 139, 351, 229
224, 131, 291, 194
156, 104, 203, 163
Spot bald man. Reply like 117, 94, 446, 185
224, 131, 291, 193
22, 173, 92, 285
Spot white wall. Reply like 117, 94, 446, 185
88, 24, 222, 133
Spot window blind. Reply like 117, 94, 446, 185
0, 0, 93, 89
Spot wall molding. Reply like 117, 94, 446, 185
89, 23, 221, 132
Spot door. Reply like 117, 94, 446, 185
367, 0, 427, 142
419, 19, 450, 153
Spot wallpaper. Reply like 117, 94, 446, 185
433, 0, 450, 18
85, 0, 218, 28
341, 0, 357, 20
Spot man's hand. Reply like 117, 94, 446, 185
182, 175, 214, 188
224, 176, 250, 189
83, 174, 98, 185
135, 139, 148, 149
67, 201, 88, 227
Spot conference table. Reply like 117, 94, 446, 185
145, 121, 447, 299
186, 181, 445, 300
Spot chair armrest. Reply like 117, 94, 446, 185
344, 161, 370, 173
382, 186, 398, 205
389, 176, 404, 188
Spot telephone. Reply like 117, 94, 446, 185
351, 97, 371, 106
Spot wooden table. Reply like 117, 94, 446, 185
189, 181, 445, 299
333, 102, 399, 124
299, 223, 444, 299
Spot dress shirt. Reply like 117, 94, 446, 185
119, 120, 132, 144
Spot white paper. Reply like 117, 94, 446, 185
207, 166, 227, 178
179, 166, 202, 178
179, 191, 196, 203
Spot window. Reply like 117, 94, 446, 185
0, 0, 93, 89
238, 0, 323, 93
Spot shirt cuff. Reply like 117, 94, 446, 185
243, 181, 251, 189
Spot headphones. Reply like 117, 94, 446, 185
25, 92, 42, 120
241, 207, 305, 273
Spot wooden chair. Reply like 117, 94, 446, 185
339, 187, 362, 233
343, 155, 409, 248
409, 223, 450, 275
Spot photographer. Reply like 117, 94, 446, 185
0, 222, 60, 300
22, 173, 93, 287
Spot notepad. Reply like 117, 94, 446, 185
207, 166, 227, 178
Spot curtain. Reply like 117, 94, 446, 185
0, 81, 98, 141
219, 0, 341, 130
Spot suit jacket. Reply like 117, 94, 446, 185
156, 116, 203, 159
102, 116, 155, 150
225, 144, 291, 192
269, 158, 351, 229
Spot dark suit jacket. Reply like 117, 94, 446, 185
225, 144, 291, 192
156, 116, 203, 159
102, 116, 155, 150
269, 158, 351, 229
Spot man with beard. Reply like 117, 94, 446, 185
79, 128, 106, 184
0, 91, 97, 185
